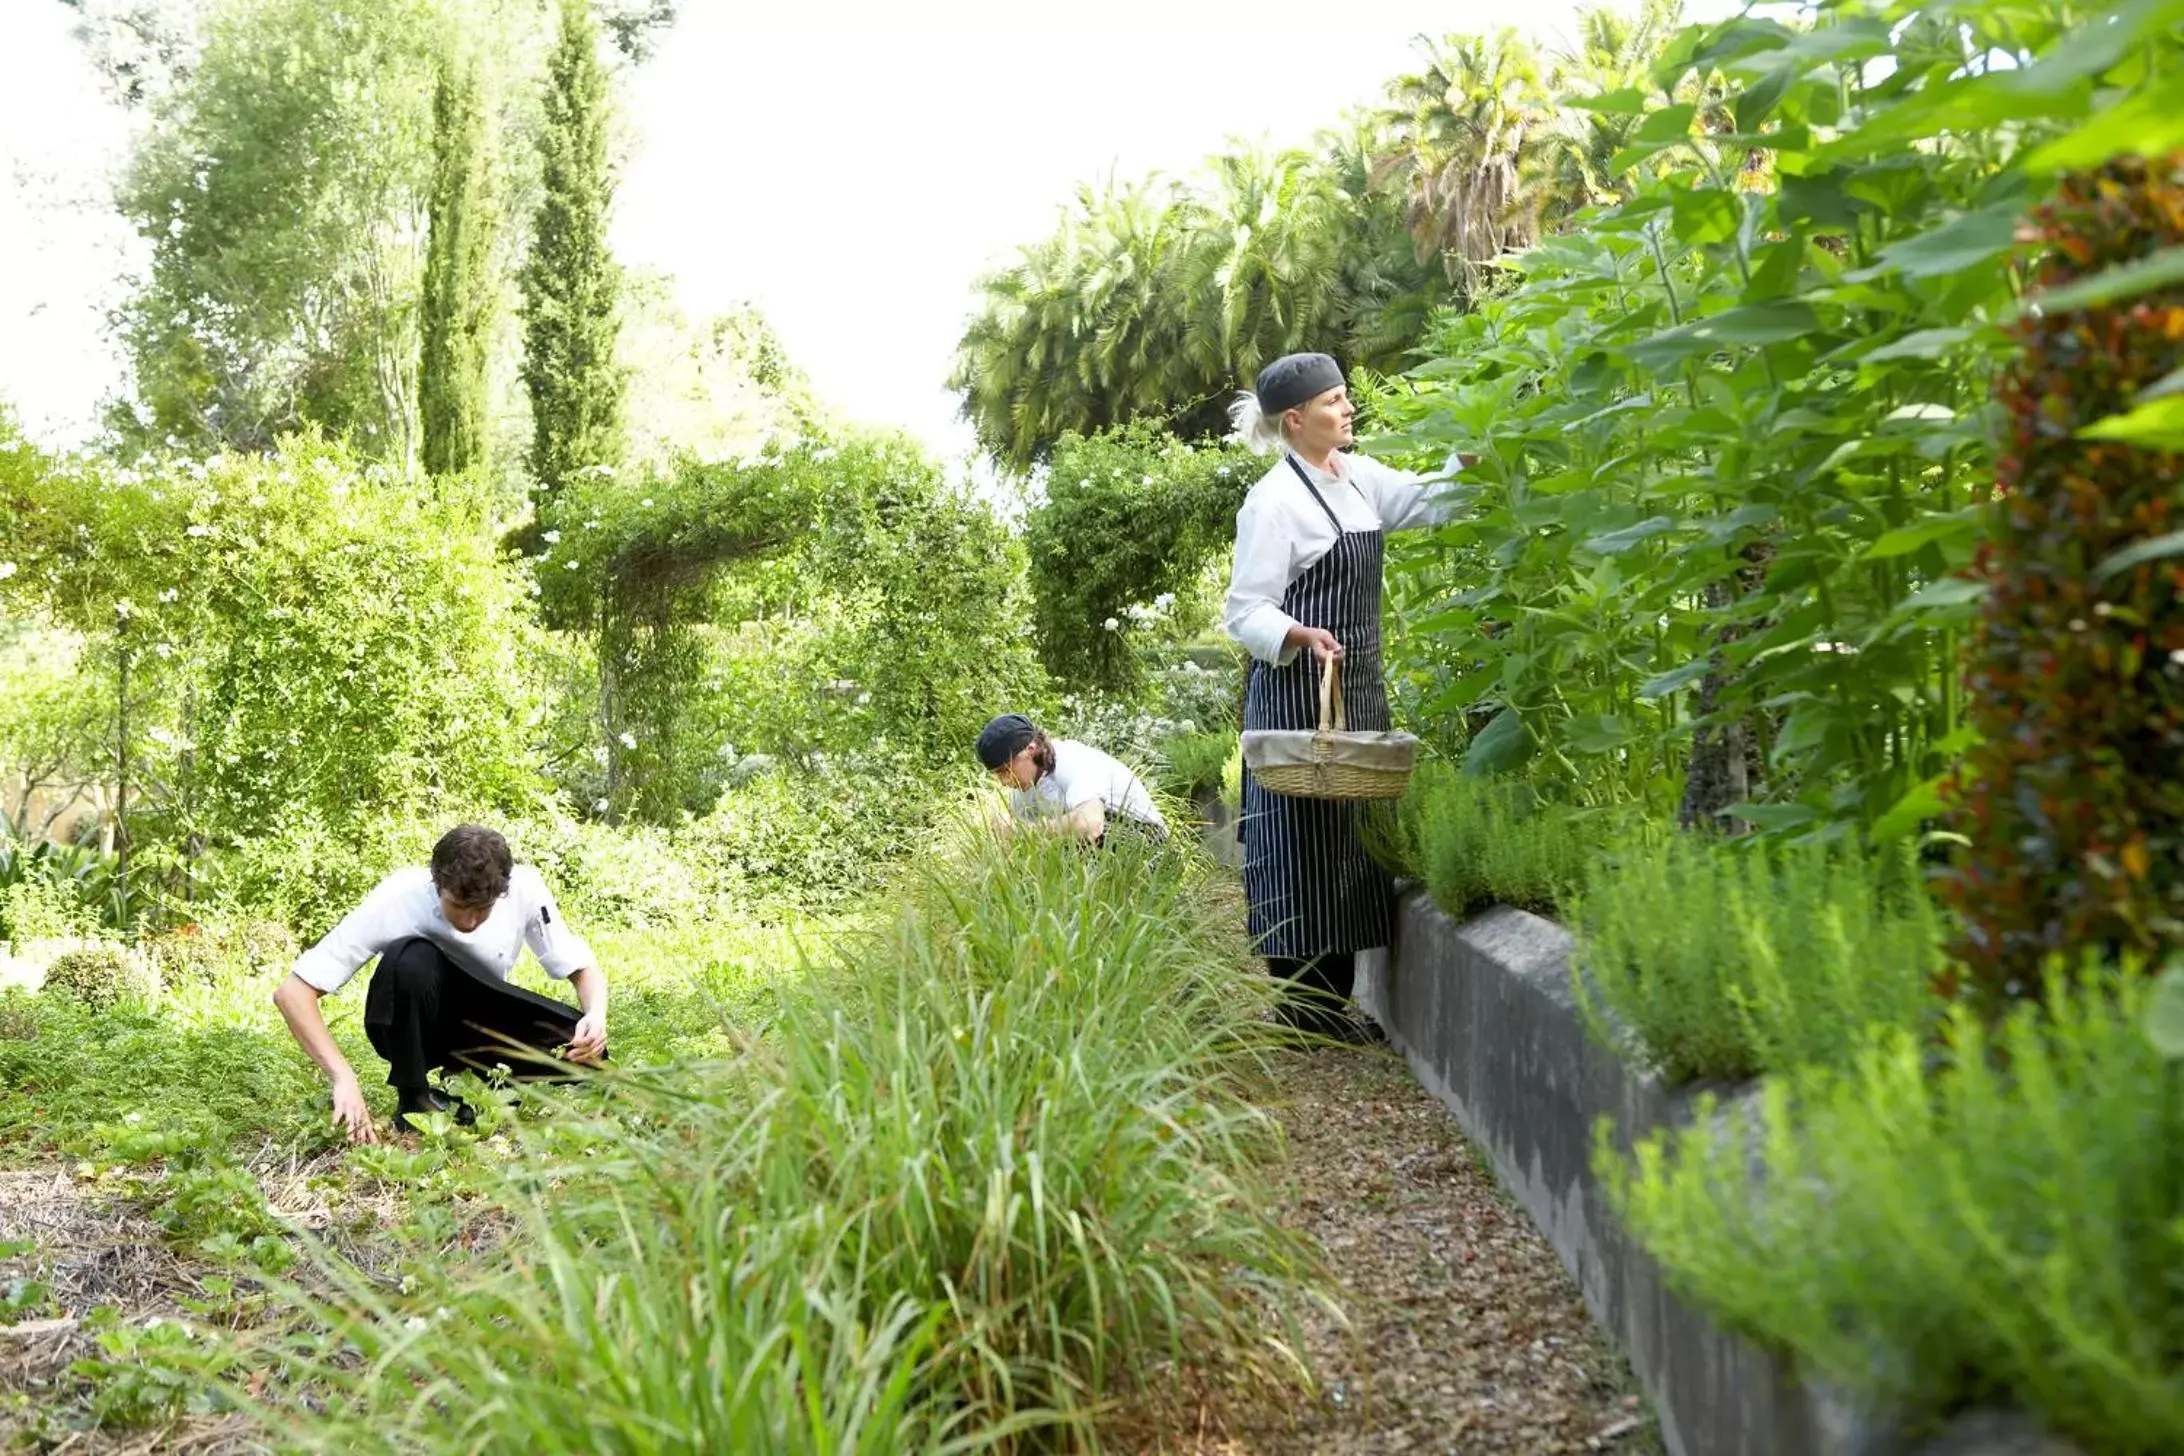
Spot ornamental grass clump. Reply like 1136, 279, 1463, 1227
1603, 968, 2184, 1452
1940, 154, 2184, 1012
238, 829, 1315, 1453
1571, 836, 1942, 1083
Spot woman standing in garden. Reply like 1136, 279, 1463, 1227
1225, 352, 1458, 1039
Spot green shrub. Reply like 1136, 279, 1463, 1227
0, 878, 95, 943
245, 828, 1315, 1451
685, 759, 946, 916
1383, 763, 1597, 917
1572, 837, 1942, 1083
1155, 729, 1239, 801
1604, 969, 2184, 1451
40, 947, 158, 1011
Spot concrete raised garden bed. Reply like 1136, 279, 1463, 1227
1354, 891, 2083, 1456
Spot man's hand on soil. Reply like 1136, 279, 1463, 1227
567, 1013, 607, 1065
332, 1075, 380, 1145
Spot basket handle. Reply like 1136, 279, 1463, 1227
1317, 651, 1347, 734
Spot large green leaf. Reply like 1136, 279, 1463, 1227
1860, 327, 1973, 364
2028, 83, 2184, 173
1462, 706, 1533, 778
2093, 529, 2184, 581
1874, 203, 2025, 280
1870, 772, 1948, 844
1670, 189, 1743, 246
1583, 515, 1677, 555
1637, 657, 1711, 700
1635, 103, 1698, 144
1624, 302, 1823, 371
1563, 713, 1635, 754
1864, 511, 1980, 560
2080, 396, 2184, 452
2031, 247, 2184, 314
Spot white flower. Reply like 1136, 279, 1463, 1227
0, 562, 15, 581
592, 797, 610, 813
114, 599, 134, 620
1079, 478, 1091, 487
542, 530, 562, 545
159, 588, 179, 602
154, 642, 174, 659
1140, 474, 1153, 485
1103, 616, 1120, 631
403, 1316, 429, 1333
639, 498, 654, 508
856, 692, 871, 705
1152, 591, 1175, 609
584, 519, 602, 530
564, 559, 581, 570
185, 523, 213, 538
619, 732, 638, 749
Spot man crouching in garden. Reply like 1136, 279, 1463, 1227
272, 825, 607, 1144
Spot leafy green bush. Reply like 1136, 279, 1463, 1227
144, 920, 299, 985
1604, 969, 2184, 1451
685, 758, 949, 916
244, 830, 1314, 1451
1940, 155, 2184, 1012
40, 947, 157, 1011
1026, 425, 1252, 696
1572, 836, 1942, 1083
1383, 763, 1596, 917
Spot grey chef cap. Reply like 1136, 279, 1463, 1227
976, 713, 1039, 770
1254, 352, 1345, 415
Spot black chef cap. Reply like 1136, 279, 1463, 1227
975, 713, 1039, 770
1254, 352, 1345, 415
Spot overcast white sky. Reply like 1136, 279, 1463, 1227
0, 0, 1736, 465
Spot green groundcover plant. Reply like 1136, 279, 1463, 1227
1572, 835, 1944, 1082
1603, 968, 2184, 1452
159, 829, 1319, 1452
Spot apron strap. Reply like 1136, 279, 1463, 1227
1284, 455, 1346, 534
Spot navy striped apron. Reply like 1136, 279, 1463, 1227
1240, 456, 1392, 959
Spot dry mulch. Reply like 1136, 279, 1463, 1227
1140, 1043, 1661, 1456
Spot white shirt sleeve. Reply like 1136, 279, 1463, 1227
290, 873, 410, 995
1357, 453, 1462, 534
520, 870, 594, 981
1224, 486, 1305, 667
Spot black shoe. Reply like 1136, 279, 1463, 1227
393, 1085, 476, 1134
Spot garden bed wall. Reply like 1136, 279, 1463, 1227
1353, 891, 2081, 1456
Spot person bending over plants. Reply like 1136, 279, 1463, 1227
271, 824, 607, 1143
977, 713, 1169, 849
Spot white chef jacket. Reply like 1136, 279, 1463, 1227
1009, 739, 1168, 831
290, 864, 595, 995
1223, 450, 1459, 667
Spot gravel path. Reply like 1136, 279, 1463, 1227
1145, 1043, 1662, 1456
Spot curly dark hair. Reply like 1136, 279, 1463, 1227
429, 824, 513, 907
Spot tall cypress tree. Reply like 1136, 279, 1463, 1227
420, 50, 496, 478
521, 0, 623, 500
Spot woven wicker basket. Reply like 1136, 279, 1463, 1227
1242, 655, 1418, 801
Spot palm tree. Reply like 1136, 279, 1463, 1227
1374, 30, 1555, 285
1539, 0, 1687, 216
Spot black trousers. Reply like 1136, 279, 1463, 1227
1266, 952, 1356, 1036
362, 938, 585, 1091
